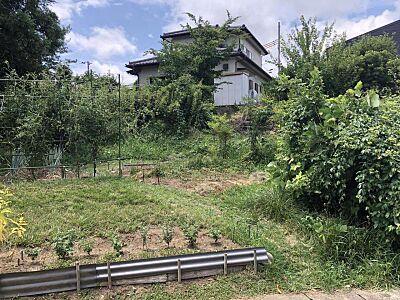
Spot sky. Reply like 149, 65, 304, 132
50, 0, 400, 84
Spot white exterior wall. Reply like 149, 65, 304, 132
240, 38, 263, 66
137, 65, 159, 86
214, 74, 249, 106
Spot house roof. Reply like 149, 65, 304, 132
126, 50, 272, 80
161, 24, 269, 56
346, 19, 400, 54
125, 57, 159, 75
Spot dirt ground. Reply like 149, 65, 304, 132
0, 227, 238, 274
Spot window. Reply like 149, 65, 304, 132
249, 79, 253, 91
222, 63, 229, 71
254, 83, 259, 93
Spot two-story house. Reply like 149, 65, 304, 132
126, 25, 272, 106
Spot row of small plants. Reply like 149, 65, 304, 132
23, 224, 222, 261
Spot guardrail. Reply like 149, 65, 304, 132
0, 247, 272, 299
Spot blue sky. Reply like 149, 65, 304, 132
50, 0, 400, 84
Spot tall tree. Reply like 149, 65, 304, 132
0, 0, 68, 77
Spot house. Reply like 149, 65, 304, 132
346, 19, 400, 54
126, 25, 272, 106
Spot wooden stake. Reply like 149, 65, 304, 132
177, 259, 182, 283
20, 250, 24, 261
75, 262, 81, 292
107, 262, 112, 288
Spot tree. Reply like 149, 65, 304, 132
0, 0, 68, 77
280, 16, 335, 84
143, 12, 240, 131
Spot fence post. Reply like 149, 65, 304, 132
107, 262, 112, 288
77, 163, 80, 179
75, 262, 81, 293
177, 259, 182, 283
223, 253, 228, 275
253, 250, 258, 273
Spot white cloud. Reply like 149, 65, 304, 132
50, 0, 110, 21
70, 60, 136, 85
67, 27, 137, 59
148, 33, 154, 38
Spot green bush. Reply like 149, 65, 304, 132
53, 231, 76, 260
273, 69, 400, 245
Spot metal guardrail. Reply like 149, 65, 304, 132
0, 248, 272, 299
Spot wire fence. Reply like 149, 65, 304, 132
0, 72, 153, 182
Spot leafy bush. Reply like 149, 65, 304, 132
208, 227, 222, 243
0, 187, 26, 242
162, 224, 173, 248
208, 114, 234, 159
80, 239, 93, 256
110, 233, 124, 256
25, 247, 41, 261
182, 223, 200, 248
53, 231, 76, 260
273, 70, 400, 245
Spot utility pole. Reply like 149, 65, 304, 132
81, 61, 92, 75
277, 21, 281, 75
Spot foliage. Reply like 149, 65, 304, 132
182, 223, 200, 248
110, 233, 124, 256
240, 98, 274, 162
0, 187, 26, 242
80, 239, 93, 256
277, 16, 400, 97
140, 12, 240, 131
0, 0, 68, 77
207, 114, 234, 158
208, 227, 222, 243
25, 247, 41, 260
139, 224, 149, 249
53, 230, 76, 260
162, 224, 173, 248
272, 69, 400, 245
279, 16, 335, 84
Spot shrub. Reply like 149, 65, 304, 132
0, 187, 26, 242
25, 247, 41, 261
80, 239, 93, 256
208, 227, 222, 243
273, 70, 400, 245
53, 231, 76, 260
110, 233, 124, 256
182, 223, 200, 248
162, 224, 173, 248
208, 114, 234, 159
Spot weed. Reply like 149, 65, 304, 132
139, 224, 149, 249
110, 233, 124, 256
182, 223, 200, 248
162, 224, 173, 248
80, 239, 94, 256
53, 231, 76, 260
208, 227, 222, 243
25, 247, 41, 261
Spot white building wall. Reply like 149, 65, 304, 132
214, 74, 249, 106
137, 65, 160, 86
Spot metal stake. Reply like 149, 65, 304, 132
253, 250, 258, 273
107, 262, 112, 288
75, 262, 81, 292
177, 259, 182, 283
223, 253, 228, 275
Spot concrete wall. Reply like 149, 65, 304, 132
137, 65, 160, 86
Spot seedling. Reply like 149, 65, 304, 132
53, 231, 76, 260
110, 233, 124, 256
80, 239, 93, 256
208, 227, 222, 243
140, 224, 149, 249
182, 223, 200, 248
25, 247, 41, 261
162, 224, 173, 248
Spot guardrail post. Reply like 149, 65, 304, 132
223, 253, 228, 275
253, 250, 258, 273
107, 262, 112, 288
75, 262, 81, 292
177, 259, 182, 283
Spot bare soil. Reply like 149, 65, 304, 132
0, 227, 238, 274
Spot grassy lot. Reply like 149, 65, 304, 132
2, 132, 399, 299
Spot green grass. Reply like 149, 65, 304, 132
5, 177, 400, 299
